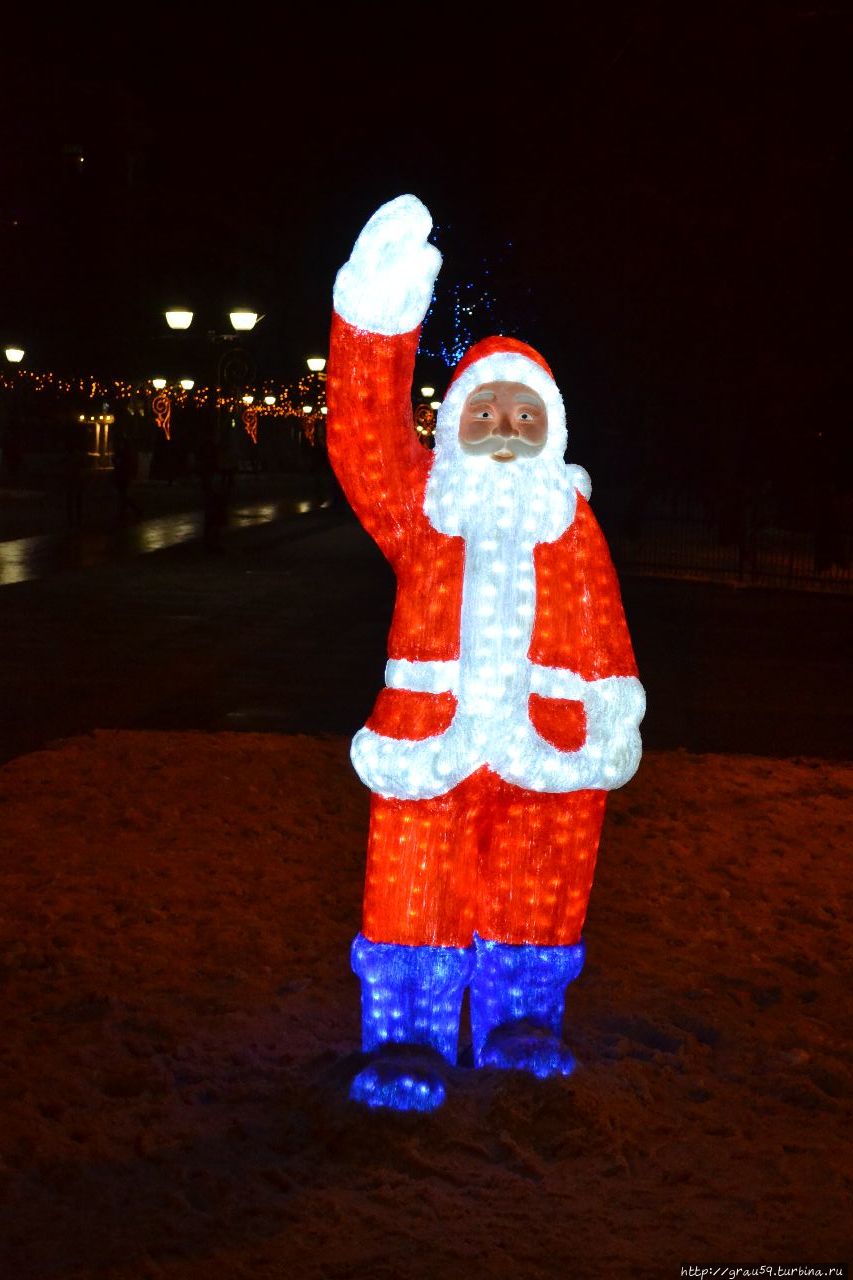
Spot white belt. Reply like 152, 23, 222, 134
385, 658, 594, 700
385, 658, 460, 693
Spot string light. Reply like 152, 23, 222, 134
242, 406, 259, 443
0, 366, 329, 423
151, 391, 171, 440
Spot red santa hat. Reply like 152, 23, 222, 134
435, 335, 568, 462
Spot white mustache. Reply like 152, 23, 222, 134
462, 435, 545, 458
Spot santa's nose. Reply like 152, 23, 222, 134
493, 412, 519, 438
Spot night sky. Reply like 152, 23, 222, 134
1, 5, 849, 492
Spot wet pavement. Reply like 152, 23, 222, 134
0, 478, 324, 586
0, 476, 851, 767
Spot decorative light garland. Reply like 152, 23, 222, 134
242, 406, 259, 443
0, 367, 329, 422
151, 391, 172, 440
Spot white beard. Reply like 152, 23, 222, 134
423, 449, 584, 544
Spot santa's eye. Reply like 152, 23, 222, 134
475, 409, 492, 419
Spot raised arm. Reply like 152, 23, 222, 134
326, 195, 442, 553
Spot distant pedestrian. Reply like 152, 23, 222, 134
112, 432, 143, 522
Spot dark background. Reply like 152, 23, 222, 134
1, 4, 850, 500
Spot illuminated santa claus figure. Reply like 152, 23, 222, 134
327, 195, 645, 1111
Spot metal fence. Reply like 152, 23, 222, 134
603, 495, 853, 595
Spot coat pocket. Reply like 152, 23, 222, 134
365, 688, 457, 740
528, 693, 587, 752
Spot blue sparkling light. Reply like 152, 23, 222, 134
470, 934, 585, 1076
351, 934, 474, 1060
418, 239, 516, 368
349, 935, 587, 1106
349, 1056, 446, 1112
349, 935, 474, 1111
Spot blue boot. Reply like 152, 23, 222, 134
350, 934, 474, 1111
470, 935, 585, 1078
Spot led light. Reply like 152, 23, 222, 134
229, 309, 258, 331
349, 935, 473, 1109
152, 378, 167, 390
329, 198, 646, 1109
306, 356, 326, 372
164, 310, 193, 330
471, 935, 584, 1072
179, 378, 194, 391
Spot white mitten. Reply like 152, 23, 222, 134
333, 194, 442, 336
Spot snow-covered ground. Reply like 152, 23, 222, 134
0, 731, 849, 1278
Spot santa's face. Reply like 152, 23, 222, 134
458, 381, 548, 462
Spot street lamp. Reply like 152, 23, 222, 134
4, 346, 24, 363
303, 355, 328, 415
179, 378, 195, 391
229, 309, 259, 332
165, 310, 193, 331
160, 306, 261, 403
163, 309, 259, 336
420, 385, 435, 398
152, 378, 168, 390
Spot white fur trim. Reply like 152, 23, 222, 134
352, 661, 645, 799
385, 658, 459, 693
566, 463, 592, 501
333, 194, 442, 336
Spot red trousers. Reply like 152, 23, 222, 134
363, 767, 607, 948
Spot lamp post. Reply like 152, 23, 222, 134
303, 356, 334, 505
164, 307, 259, 389
162, 306, 261, 549
162, 305, 260, 441
304, 356, 327, 416
2, 347, 26, 483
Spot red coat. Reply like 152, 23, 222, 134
326, 313, 643, 801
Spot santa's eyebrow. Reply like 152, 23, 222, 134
513, 392, 544, 406
468, 390, 496, 404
